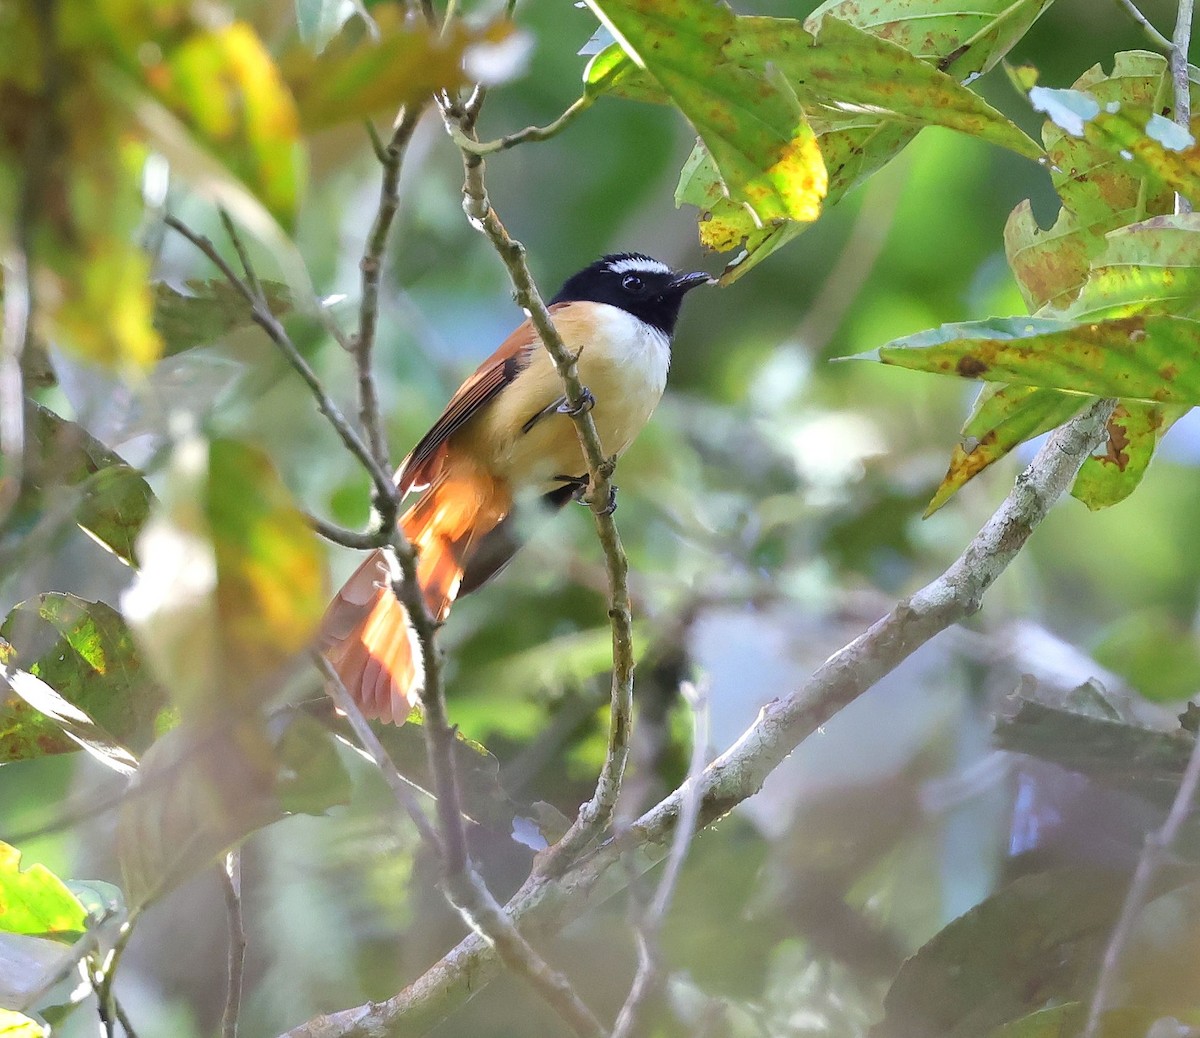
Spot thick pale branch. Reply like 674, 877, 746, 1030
276, 402, 1114, 1038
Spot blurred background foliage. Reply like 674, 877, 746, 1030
6, 0, 1200, 1035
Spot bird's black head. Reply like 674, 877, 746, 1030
550, 253, 711, 337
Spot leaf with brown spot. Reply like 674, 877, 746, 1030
1071, 400, 1188, 509
871, 314, 1200, 405
924, 385, 1086, 516
805, 0, 1060, 81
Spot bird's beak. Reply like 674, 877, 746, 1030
668, 271, 714, 294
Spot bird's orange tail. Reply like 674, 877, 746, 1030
320, 468, 506, 724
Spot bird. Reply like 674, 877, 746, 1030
320, 253, 711, 724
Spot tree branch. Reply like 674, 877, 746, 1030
162, 215, 399, 519
354, 105, 426, 476
1083, 709, 1200, 1037
445, 116, 636, 877
1171, 0, 1195, 213
276, 400, 1115, 1038
1113, 0, 1174, 51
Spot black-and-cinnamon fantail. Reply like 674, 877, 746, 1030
320, 253, 711, 723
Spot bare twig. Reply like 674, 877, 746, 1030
447, 94, 597, 156
1171, 0, 1195, 213
355, 105, 426, 474
220, 852, 246, 1038
114, 996, 141, 1038
447, 119, 636, 877
314, 653, 440, 848
1083, 720, 1200, 1037
220, 209, 264, 304
305, 512, 393, 550
162, 215, 399, 517
1114, 0, 1174, 50
612, 682, 710, 1038
277, 398, 1116, 1038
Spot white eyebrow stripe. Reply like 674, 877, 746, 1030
606, 256, 670, 276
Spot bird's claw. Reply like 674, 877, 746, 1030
557, 387, 595, 418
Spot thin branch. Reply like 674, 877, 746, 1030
447, 93, 597, 156
1172, 0, 1195, 213
1083, 717, 1200, 1038
162, 215, 399, 517
313, 653, 441, 848
612, 682, 710, 1038
277, 400, 1116, 1038
447, 118, 636, 877
1114, 0, 1174, 51
306, 512, 393, 550
354, 105, 426, 475
114, 996, 141, 1038
220, 209, 264, 304
220, 851, 246, 1038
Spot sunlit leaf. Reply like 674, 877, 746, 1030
24, 405, 154, 567
154, 279, 292, 355
286, 5, 521, 131
1032, 86, 1200, 207
805, 0, 1059, 80
0, 1010, 47, 1037
925, 385, 1086, 515
586, 0, 827, 231
0, 843, 87, 942
872, 314, 1200, 405
0, 594, 169, 767
1071, 400, 1188, 509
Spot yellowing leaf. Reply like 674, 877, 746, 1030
805, 0, 1059, 80
586, 0, 827, 228
1071, 400, 1188, 509
206, 439, 327, 685
149, 22, 303, 225
0, 1009, 48, 1037
925, 385, 1086, 515
873, 314, 1200, 404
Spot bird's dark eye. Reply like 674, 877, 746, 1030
621, 274, 645, 293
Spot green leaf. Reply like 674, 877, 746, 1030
0, 1010, 47, 1038
805, 0, 1059, 81
987, 1004, 1200, 1038
0, 594, 169, 767
25, 404, 154, 567
586, 0, 827, 229
925, 385, 1086, 515
874, 868, 1128, 1038
153, 279, 292, 355
1070, 400, 1188, 510
0, 843, 88, 941
873, 314, 1200, 405
273, 713, 353, 816
1093, 608, 1200, 703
